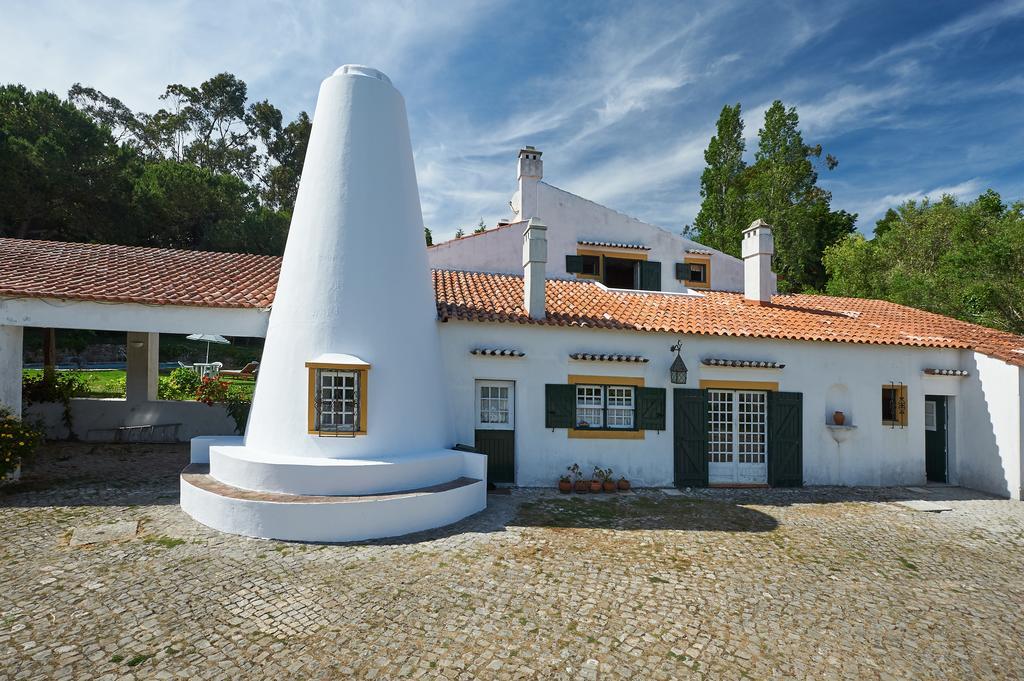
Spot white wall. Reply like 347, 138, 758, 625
438, 319, 975, 489
26, 398, 238, 441
0, 325, 22, 414
957, 352, 1023, 499
428, 183, 759, 293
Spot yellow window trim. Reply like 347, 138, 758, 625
306, 363, 369, 435
573, 248, 648, 281
882, 384, 908, 427
567, 374, 645, 439
682, 256, 711, 289
699, 379, 779, 391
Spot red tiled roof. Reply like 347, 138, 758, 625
0, 238, 279, 309
433, 269, 1024, 368
1, 238, 1021, 367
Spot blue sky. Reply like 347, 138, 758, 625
3, 0, 1023, 240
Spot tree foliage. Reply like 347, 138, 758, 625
692, 100, 855, 292
824, 190, 1024, 334
1, 74, 310, 255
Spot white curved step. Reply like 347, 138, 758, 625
208, 445, 475, 496
180, 464, 487, 542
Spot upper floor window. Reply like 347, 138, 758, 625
676, 257, 710, 288
566, 251, 661, 291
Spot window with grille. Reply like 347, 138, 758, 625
575, 384, 636, 430
882, 384, 908, 427
316, 369, 359, 432
708, 390, 734, 463
737, 391, 767, 464
306, 361, 369, 435
606, 386, 635, 428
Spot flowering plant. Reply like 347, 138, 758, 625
195, 377, 230, 406
0, 408, 44, 480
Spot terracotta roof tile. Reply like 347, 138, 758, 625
433, 269, 1024, 368
0, 238, 278, 309
1, 238, 1021, 368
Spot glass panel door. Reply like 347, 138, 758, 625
708, 390, 768, 483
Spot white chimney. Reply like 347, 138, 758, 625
523, 217, 547, 319
516, 146, 543, 220
742, 219, 775, 305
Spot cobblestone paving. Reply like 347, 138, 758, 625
3, 443, 1024, 679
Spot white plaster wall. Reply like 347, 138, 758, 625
0, 297, 269, 337
956, 352, 1023, 499
26, 398, 237, 441
428, 183, 758, 293
0, 325, 22, 414
438, 319, 969, 488
244, 66, 452, 459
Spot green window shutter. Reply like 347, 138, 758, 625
640, 260, 661, 291
768, 391, 803, 487
545, 384, 575, 429
565, 254, 584, 274
675, 262, 686, 280
673, 388, 708, 487
636, 387, 666, 431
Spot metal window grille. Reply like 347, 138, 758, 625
314, 369, 359, 437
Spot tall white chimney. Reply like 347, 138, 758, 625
516, 146, 543, 220
742, 219, 775, 305
523, 217, 547, 320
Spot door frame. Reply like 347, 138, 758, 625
924, 394, 948, 483
706, 388, 769, 484
474, 379, 516, 485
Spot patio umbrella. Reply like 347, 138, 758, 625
186, 333, 230, 363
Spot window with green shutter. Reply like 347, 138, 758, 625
637, 387, 666, 430
545, 384, 575, 428
640, 260, 661, 291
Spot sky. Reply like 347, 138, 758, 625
3, 0, 1023, 241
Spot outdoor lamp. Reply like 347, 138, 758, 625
669, 340, 688, 384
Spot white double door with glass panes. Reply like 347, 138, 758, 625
707, 389, 768, 484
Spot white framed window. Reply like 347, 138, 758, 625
605, 386, 635, 429
477, 380, 514, 429
575, 385, 604, 429
316, 369, 359, 432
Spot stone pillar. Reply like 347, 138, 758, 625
0, 325, 23, 415
125, 332, 159, 403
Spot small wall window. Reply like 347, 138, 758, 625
676, 258, 711, 288
307, 362, 369, 435
575, 384, 635, 430
882, 384, 908, 427
579, 254, 601, 276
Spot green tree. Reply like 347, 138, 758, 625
0, 85, 137, 242
473, 218, 487, 234
454, 228, 465, 239
692, 103, 746, 255
743, 101, 854, 292
424, 227, 433, 246
824, 190, 1024, 334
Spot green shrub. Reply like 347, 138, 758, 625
0, 407, 44, 479
22, 368, 86, 434
195, 377, 230, 405
158, 367, 203, 401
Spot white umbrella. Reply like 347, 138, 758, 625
186, 333, 230, 363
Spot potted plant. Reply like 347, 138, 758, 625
601, 467, 617, 493
589, 466, 603, 493
617, 476, 631, 491
569, 463, 588, 493
558, 473, 572, 493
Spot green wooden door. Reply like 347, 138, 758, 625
674, 388, 708, 487
768, 391, 803, 487
925, 395, 947, 483
474, 380, 515, 484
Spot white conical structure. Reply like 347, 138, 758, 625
245, 64, 450, 458
180, 66, 486, 543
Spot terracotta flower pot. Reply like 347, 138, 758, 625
574, 480, 589, 493
558, 480, 572, 493
589, 480, 602, 493
833, 410, 846, 426
603, 481, 617, 493
617, 479, 631, 491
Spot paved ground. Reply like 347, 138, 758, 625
3, 443, 1024, 680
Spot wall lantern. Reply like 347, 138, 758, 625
669, 340, 688, 384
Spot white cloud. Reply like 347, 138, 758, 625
851, 178, 987, 227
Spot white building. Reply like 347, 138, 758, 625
1, 65, 1022, 543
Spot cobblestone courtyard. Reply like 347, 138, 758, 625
3, 444, 1024, 680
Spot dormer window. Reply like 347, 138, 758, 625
676, 256, 711, 289
306, 355, 370, 436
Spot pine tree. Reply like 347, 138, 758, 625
473, 218, 486, 234
454, 228, 465, 239
692, 104, 746, 255
423, 226, 433, 246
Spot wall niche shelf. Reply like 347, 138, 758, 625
826, 424, 857, 444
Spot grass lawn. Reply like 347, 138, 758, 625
22, 369, 255, 400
